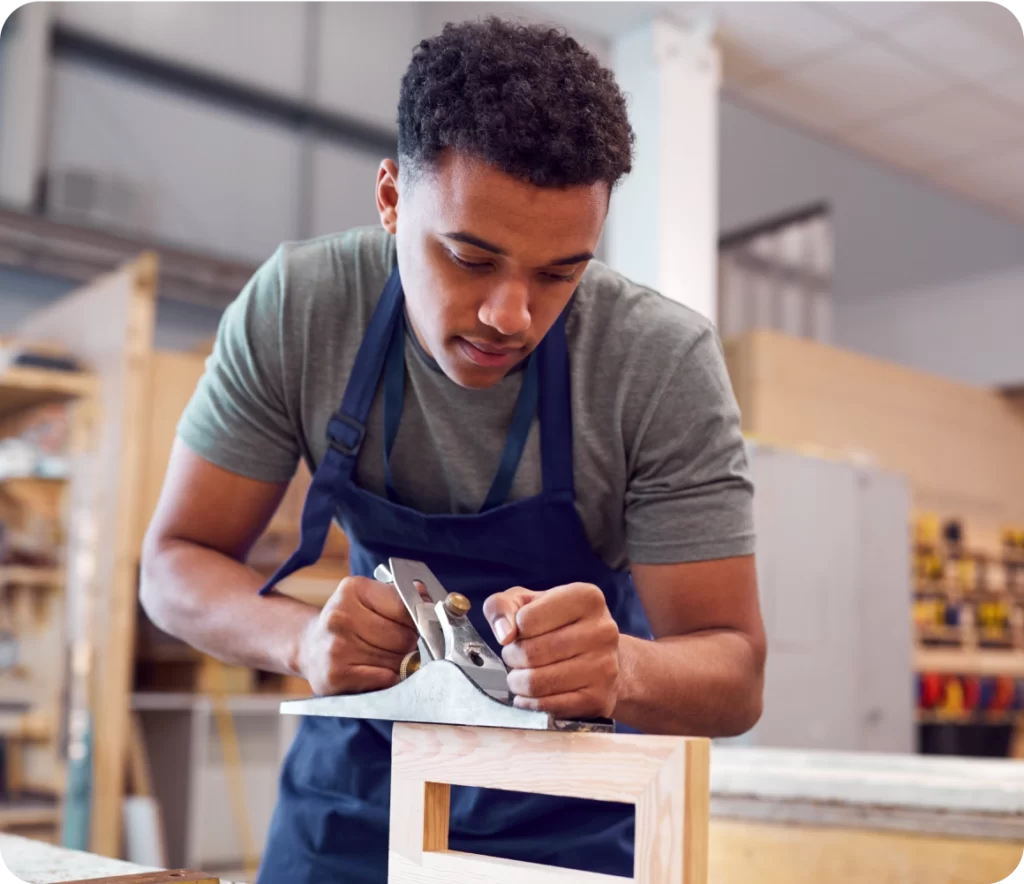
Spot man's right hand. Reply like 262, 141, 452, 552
297, 576, 419, 696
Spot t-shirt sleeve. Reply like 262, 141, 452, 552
624, 326, 755, 564
176, 246, 300, 483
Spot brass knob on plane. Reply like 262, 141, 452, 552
444, 592, 471, 619
399, 650, 420, 681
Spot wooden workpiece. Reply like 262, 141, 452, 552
3, 740, 1024, 884
388, 723, 710, 883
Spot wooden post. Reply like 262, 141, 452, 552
15, 253, 159, 857
388, 723, 710, 883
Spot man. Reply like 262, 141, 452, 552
140, 17, 765, 883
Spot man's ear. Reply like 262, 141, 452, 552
376, 159, 400, 234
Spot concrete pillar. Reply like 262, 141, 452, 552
0, 2, 52, 209
607, 17, 720, 325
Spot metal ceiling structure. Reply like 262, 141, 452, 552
0, 203, 256, 310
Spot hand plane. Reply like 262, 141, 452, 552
280, 558, 613, 732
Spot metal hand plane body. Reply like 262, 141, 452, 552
279, 557, 613, 733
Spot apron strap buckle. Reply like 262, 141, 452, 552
327, 413, 366, 457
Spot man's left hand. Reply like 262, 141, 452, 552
482, 583, 620, 719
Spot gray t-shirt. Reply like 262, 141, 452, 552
177, 226, 755, 571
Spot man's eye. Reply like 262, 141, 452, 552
541, 271, 577, 283
447, 251, 491, 271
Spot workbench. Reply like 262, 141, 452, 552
710, 745, 1024, 883
2, 745, 1021, 883
0, 832, 144, 881
0, 834, 235, 883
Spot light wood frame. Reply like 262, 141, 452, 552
388, 723, 710, 884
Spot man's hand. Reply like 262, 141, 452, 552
297, 576, 419, 696
483, 583, 620, 719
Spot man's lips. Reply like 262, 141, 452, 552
457, 337, 524, 366
465, 339, 523, 355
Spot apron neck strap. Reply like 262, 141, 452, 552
327, 264, 405, 455
537, 312, 574, 499
382, 311, 543, 513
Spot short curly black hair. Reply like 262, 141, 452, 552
397, 17, 635, 190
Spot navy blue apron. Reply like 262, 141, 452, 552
255, 266, 652, 883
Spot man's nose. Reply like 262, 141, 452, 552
478, 280, 530, 337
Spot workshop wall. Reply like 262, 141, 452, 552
48, 58, 308, 263
838, 264, 1024, 387
42, 2, 607, 264
9, 1, 1024, 386
719, 97, 1024, 385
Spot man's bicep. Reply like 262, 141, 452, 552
177, 246, 301, 485
145, 438, 291, 561
625, 326, 755, 566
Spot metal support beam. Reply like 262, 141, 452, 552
0, 203, 256, 310
50, 24, 398, 158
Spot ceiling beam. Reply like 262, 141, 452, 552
0, 203, 256, 310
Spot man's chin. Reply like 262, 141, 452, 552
439, 346, 513, 390
443, 362, 506, 390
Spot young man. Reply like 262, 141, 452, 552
141, 17, 765, 883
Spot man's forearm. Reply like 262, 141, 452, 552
613, 631, 764, 737
139, 538, 319, 677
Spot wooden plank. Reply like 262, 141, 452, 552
388, 723, 710, 884
15, 253, 159, 857
390, 723, 685, 803
915, 647, 1024, 677
388, 851, 625, 883
135, 350, 206, 557
724, 329, 1024, 553
0, 567, 63, 587
136, 350, 349, 568
0, 364, 97, 420
126, 715, 154, 799
0, 803, 60, 827
683, 740, 710, 884
708, 818, 1023, 884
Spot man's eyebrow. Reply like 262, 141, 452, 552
443, 231, 506, 255
443, 232, 593, 266
548, 250, 594, 266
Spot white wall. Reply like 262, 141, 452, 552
310, 140, 386, 238
21, 2, 1024, 386
48, 59, 305, 262
837, 264, 1024, 387
41, 1, 613, 265
56, 1, 309, 99
0, 3, 52, 209
315, 3, 423, 131
719, 96, 1024, 384
720, 96, 1024, 301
